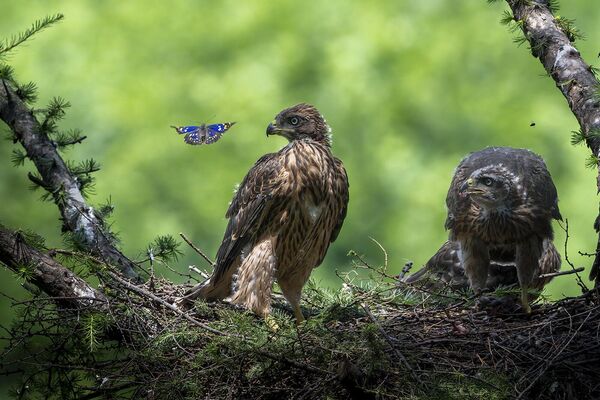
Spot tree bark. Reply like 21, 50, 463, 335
504, 0, 600, 284
0, 224, 106, 309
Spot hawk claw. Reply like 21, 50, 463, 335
265, 315, 280, 332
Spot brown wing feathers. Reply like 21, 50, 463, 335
212, 154, 282, 281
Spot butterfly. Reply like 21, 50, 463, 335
170, 122, 236, 145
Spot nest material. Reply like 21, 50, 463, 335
2, 267, 600, 400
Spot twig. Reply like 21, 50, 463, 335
11, 296, 107, 306
539, 267, 585, 279
361, 303, 423, 387
369, 237, 388, 274
179, 232, 214, 267
105, 271, 228, 337
516, 311, 593, 399
558, 220, 589, 293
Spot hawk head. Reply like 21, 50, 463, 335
460, 166, 515, 210
266, 103, 331, 144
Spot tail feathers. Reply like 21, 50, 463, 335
184, 276, 232, 302
402, 266, 430, 284
532, 238, 561, 290
403, 241, 458, 285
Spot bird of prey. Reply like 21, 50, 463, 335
183, 104, 349, 323
410, 147, 561, 313
403, 239, 560, 297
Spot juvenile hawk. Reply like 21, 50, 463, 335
416, 147, 561, 312
403, 239, 560, 297
184, 104, 349, 323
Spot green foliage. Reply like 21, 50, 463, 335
62, 230, 90, 252
20, 229, 47, 249
95, 196, 115, 220
14, 81, 37, 104
80, 313, 107, 353
0, 14, 64, 60
571, 128, 600, 147
547, 0, 561, 14
147, 234, 182, 263
13, 263, 35, 281
41, 96, 70, 134
53, 129, 86, 149
2, 10, 600, 397
430, 372, 511, 400
585, 154, 599, 169
10, 149, 26, 167
65, 159, 99, 196
499, 10, 516, 28
0, 64, 15, 80
571, 128, 586, 146
555, 16, 584, 42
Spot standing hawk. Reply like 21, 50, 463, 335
184, 104, 349, 323
408, 147, 561, 313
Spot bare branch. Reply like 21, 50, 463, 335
539, 267, 585, 279
179, 232, 214, 267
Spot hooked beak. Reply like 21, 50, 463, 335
460, 178, 474, 193
266, 120, 279, 136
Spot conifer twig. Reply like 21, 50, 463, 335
105, 270, 228, 337
0, 14, 64, 59
179, 232, 214, 266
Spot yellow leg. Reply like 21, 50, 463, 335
521, 288, 531, 314
293, 304, 305, 325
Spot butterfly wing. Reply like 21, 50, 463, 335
171, 125, 207, 145
205, 122, 236, 144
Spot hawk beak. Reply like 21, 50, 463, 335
460, 178, 474, 193
266, 121, 279, 136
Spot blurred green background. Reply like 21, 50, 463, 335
0, 0, 599, 379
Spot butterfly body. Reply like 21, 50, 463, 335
171, 122, 235, 145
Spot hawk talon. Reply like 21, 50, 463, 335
264, 315, 280, 332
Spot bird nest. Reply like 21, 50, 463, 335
2, 252, 599, 400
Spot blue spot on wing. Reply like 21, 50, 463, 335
184, 129, 205, 145
174, 126, 201, 134
205, 122, 235, 144
172, 122, 235, 146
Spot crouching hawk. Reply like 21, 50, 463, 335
408, 147, 561, 313
184, 104, 349, 323
403, 239, 560, 298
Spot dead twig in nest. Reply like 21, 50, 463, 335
179, 232, 214, 267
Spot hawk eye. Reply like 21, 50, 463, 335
288, 116, 300, 126
482, 177, 494, 187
